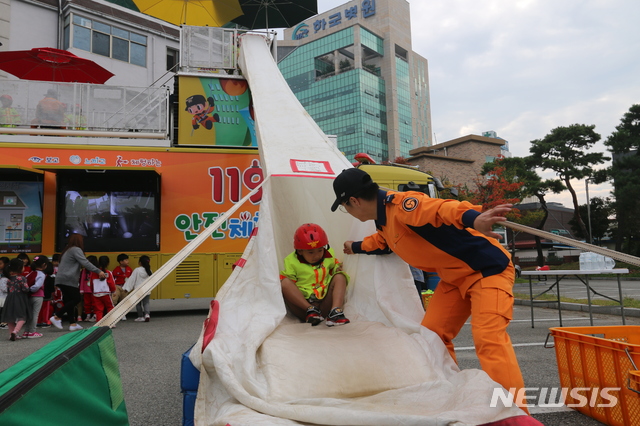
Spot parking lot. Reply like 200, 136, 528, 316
2, 297, 637, 425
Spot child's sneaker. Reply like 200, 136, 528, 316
69, 324, 84, 331
88, 314, 97, 322
0, 323, 7, 329
326, 308, 350, 327
305, 306, 324, 326
27, 332, 43, 339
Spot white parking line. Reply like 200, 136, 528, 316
464, 317, 587, 325
529, 405, 573, 414
457, 342, 546, 351
509, 317, 586, 323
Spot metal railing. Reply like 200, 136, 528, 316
0, 79, 170, 137
179, 26, 276, 75
0, 27, 277, 142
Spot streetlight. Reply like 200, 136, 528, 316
585, 178, 593, 244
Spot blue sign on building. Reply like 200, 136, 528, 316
293, 0, 376, 40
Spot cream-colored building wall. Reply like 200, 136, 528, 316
9, 0, 58, 50
409, 137, 504, 189
412, 156, 477, 188
282, 0, 410, 47
410, 54, 432, 148
0, 0, 9, 51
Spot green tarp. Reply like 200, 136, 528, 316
0, 327, 128, 425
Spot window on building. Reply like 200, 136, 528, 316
167, 48, 179, 71
64, 14, 147, 67
362, 45, 382, 76
314, 53, 335, 80
395, 44, 408, 61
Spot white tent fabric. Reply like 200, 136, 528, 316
189, 34, 527, 425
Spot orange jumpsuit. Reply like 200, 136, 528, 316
351, 189, 527, 410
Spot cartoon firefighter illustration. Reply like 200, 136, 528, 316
185, 94, 220, 130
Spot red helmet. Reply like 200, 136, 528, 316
293, 223, 328, 250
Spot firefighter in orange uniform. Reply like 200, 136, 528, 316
332, 168, 528, 413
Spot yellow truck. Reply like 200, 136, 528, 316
354, 160, 457, 199
354, 158, 454, 291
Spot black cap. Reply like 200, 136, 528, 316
331, 168, 376, 212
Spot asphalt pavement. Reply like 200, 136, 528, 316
0, 298, 211, 426
2, 296, 637, 425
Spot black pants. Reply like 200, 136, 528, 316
54, 284, 81, 324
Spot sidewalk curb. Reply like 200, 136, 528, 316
514, 298, 640, 318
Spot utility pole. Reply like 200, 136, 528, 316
585, 179, 593, 244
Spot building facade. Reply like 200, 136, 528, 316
407, 134, 506, 190
277, 0, 432, 163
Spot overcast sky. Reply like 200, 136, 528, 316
313, 0, 640, 208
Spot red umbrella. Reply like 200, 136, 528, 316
0, 47, 114, 84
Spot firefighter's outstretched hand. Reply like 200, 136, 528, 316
473, 204, 512, 240
343, 241, 354, 255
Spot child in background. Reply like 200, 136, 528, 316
50, 285, 64, 323
78, 255, 98, 322
17, 253, 31, 277
280, 223, 350, 326
51, 253, 60, 274
123, 255, 153, 322
1, 258, 31, 340
92, 256, 116, 321
37, 254, 59, 328
36, 261, 55, 328
410, 265, 426, 298
112, 253, 132, 307
0, 256, 9, 329
23, 255, 49, 338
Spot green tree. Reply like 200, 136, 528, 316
529, 124, 609, 244
482, 156, 565, 266
604, 104, 640, 255
568, 197, 613, 245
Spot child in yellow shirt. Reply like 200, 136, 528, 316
279, 223, 350, 326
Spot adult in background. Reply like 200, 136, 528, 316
34, 89, 65, 128
332, 168, 528, 413
50, 233, 105, 331
0, 94, 22, 128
